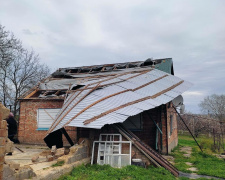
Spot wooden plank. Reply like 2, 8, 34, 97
24, 89, 38, 99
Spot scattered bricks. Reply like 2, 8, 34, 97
55, 148, 65, 158
64, 148, 70, 155
39, 150, 52, 156
31, 155, 39, 163
0, 120, 7, 129
9, 163, 20, 170
0, 129, 7, 138
46, 155, 54, 162
69, 145, 78, 154
51, 145, 57, 155
0, 146, 5, 155
0, 137, 6, 146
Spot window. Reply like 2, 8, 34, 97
170, 114, 173, 135
123, 113, 143, 131
37, 108, 61, 130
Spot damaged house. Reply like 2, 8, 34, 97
18, 58, 191, 176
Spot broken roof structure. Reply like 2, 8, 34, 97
42, 58, 191, 134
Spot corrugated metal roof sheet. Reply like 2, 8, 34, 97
47, 68, 192, 134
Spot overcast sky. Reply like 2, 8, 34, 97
0, 0, 225, 113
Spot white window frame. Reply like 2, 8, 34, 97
36, 108, 61, 130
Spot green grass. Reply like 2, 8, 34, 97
52, 160, 65, 167
171, 135, 225, 178
57, 135, 225, 180
58, 164, 177, 180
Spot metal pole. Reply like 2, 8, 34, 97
91, 142, 95, 165
173, 105, 203, 152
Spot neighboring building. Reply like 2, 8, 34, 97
18, 58, 191, 176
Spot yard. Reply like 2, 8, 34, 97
58, 135, 225, 180
171, 135, 225, 179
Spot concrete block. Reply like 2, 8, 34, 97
3, 164, 14, 178
9, 163, 20, 170
77, 147, 83, 154
76, 154, 82, 161
15, 165, 36, 180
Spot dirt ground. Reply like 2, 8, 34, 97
5, 144, 58, 172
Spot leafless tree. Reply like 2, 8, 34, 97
0, 24, 50, 115
199, 94, 225, 151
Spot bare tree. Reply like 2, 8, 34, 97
0, 24, 50, 115
199, 94, 225, 150
0, 25, 22, 106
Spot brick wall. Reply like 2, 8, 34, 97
167, 103, 178, 153
0, 104, 9, 180
18, 100, 77, 145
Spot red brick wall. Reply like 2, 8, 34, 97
167, 103, 178, 153
18, 100, 77, 145
0, 105, 8, 180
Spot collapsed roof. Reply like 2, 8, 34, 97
19, 58, 191, 133
43, 58, 192, 134
19, 58, 174, 100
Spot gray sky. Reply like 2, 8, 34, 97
1, 0, 225, 113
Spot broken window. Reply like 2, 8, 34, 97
36, 108, 61, 130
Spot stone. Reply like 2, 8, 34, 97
51, 145, 57, 155
69, 145, 78, 154
187, 167, 198, 172
185, 162, 193, 166
3, 164, 15, 178
55, 148, 65, 158
46, 155, 54, 162
31, 155, 39, 163
64, 148, 70, 155
39, 150, 52, 156
15, 165, 36, 179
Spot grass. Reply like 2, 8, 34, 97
171, 134, 225, 179
57, 135, 225, 180
58, 164, 177, 180
52, 160, 65, 167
